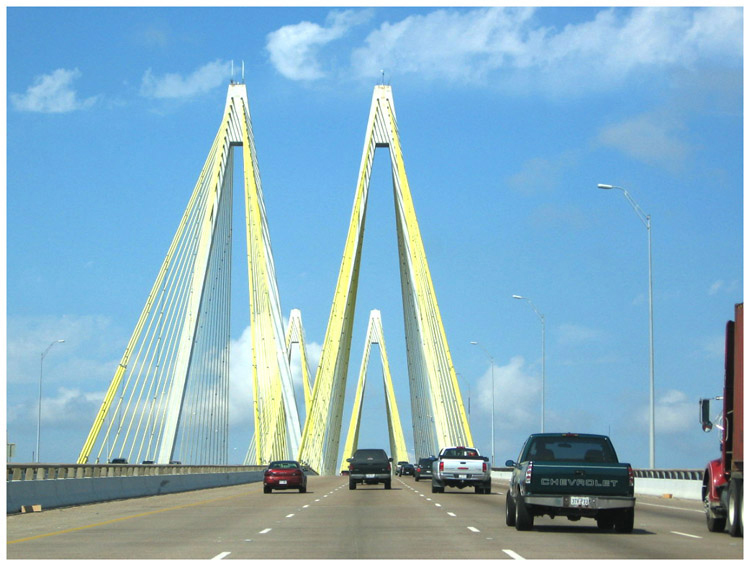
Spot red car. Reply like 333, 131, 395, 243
263, 460, 307, 493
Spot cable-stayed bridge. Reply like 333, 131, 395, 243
77, 82, 472, 473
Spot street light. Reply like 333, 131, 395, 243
512, 295, 546, 433
470, 341, 494, 467
598, 183, 655, 469
37, 339, 65, 463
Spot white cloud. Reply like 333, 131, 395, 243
557, 323, 603, 346
10, 68, 98, 113
708, 279, 739, 296
597, 111, 690, 172
475, 355, 540, 431
266, 10, 372, 80
140, 60, 231, 99
343, 7, 740, 94
655, 389, 695, 435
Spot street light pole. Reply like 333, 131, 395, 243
598, 183, 655, 469
512, 295, 546, 433
37, 339, 64, 463
470, 341, 494, 467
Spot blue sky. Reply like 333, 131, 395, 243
5, 6, 744, 469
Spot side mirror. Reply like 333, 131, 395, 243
699, 398, 713, 432
505, 460, 516, 467
346, 457, 353, 462
389, 457, 393, 462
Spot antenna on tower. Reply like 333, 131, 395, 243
380, 69, 384, 85
231, 60, 235, 84
242, 60, 245, 83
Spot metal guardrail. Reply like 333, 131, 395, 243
7, 464, 266, 482
633, 469, 703, 481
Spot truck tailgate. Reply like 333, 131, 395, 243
529, 461, 632, 496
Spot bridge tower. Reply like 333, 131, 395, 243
299, 85, 473, 474
77, 82, 302, 465
339, 310, 409, 473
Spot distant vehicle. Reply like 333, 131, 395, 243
431, 447, 491, 494
263, 460, 307, 493
169, 460, 182, 465
414, 457, 437, 481
398, 462, 414, 476
347, 448, 392, 490
110, 458, 128, 464
506, 433, 635, 532
700, 303, 744, 537
141, 460, 155, 465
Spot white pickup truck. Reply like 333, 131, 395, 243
431, 446, 492, 494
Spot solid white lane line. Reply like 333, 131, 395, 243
502, 549, 526, 560
467, 526, 480, 533
259, 528, 272, 534
671, 531, 702, 539
211, 552, 231, 560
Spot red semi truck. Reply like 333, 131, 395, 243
700, 302, 743, 537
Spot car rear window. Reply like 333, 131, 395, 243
353, 449, 388, 461
524, 436, 618, 463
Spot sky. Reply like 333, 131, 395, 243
5, 5, 744, 470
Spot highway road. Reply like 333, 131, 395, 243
7, 475, 743, 560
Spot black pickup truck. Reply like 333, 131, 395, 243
505, 433, 635, 532
347, 448, 392, 490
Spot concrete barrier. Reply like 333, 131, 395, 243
7, 470, 264, 514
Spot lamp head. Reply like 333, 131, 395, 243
597, 183, 614, 190
512, 295, 525, 300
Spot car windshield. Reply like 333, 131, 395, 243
525, 436, 618, 463
268, 461, 299, 469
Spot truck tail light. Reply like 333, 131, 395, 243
439, 461, 444, 472
524, 462, 533, 485
627, 465, 634, 487
482, 461, 488, 472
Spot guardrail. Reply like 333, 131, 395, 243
633, 469, 703, 481
7, 463, 265, 481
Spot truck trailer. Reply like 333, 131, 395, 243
699, 302, 743, 537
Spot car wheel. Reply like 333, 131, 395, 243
415, 475, 419, 482
385, 480, 391, 490
263, 486, 271, 494
505, 491, 516, 527
515, 493, 534, 531
596, 512, 614, 530
728, 479, 743, 537
614, 508, 634, 533
349, 480, 356, 490
299, 486, 307, 494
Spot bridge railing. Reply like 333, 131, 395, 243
7, 463, 266, 482
632, 469, 703, 481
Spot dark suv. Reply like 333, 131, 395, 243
414, 457, 437, 481
347, 448, 392, 489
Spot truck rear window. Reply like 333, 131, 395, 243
524, 436, 618, 463
442, 448, 479, 458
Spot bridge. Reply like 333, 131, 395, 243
76, 81, 470, 473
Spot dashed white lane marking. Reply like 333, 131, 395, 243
259, 528, 272, 534
211, 552, 231, 560
303, 505, 310, 508
502, 549, 526, 560
447, 512, 456, 517
671, 531, 702, 539
286, 514, 295, 518
467, 526, 480, 533
435, 503, 442, 507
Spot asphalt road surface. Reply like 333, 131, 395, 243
6, 475, 743, 560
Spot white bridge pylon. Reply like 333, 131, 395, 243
340, 310, 409, 472
299, 85, 473, 475
78, 82, 302, 465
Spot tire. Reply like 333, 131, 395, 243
431, 481, 444, 494
385, 480, 392, 490
349, 480, 356, 490
728, 479, 743, 537
596, 512, 615, 530
299, 486, 307, 494
705, 495, 726, 532
614, 508, 634, 533
515, 493, 534, 531
263, 486, 271, 494
505, 490, 516, 527
415, 475, 420, 482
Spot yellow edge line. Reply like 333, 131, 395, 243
7, 490, 249, 545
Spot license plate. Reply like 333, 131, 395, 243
458, 474, 467, 479
570, 497, 590, 507
279, 480, 287, 485
366, 474, 376, 478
